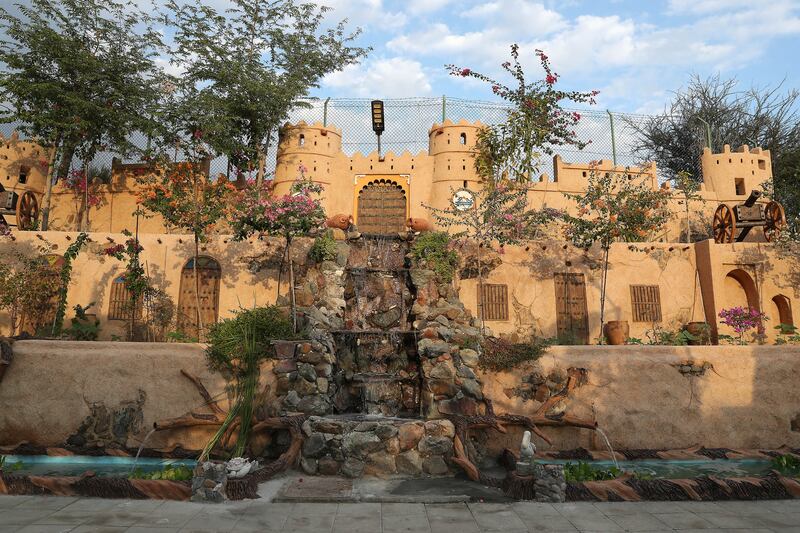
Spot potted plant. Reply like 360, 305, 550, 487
603, 320, 629, 345
684, 322, 711, 345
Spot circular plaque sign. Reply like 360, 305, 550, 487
452, 188, 475, 211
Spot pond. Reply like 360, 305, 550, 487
541, 458, 775, 479
2, 455, 196, 478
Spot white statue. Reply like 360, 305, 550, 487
519, 430, 536, 463
226, 457, 257, 479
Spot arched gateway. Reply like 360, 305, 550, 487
356, 179, 407, 235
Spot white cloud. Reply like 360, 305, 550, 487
406, 0, 454, 14
462, 1, 567, 35
323, 57, 432, 98
318, 0, 408, 30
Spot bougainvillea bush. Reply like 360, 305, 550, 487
719, 306, 768, 344
447, 44, 598, 184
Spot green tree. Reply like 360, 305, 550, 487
561, 170, 672, 343
162, 0, 368, 185
447, 44, 598, 185
0, 0, 166, 230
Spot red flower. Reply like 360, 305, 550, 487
546, 74, 557, 85
460, 68, 471, 77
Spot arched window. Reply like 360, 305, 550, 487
299, 134, 305, 147
177, 256, 221, 339
108, 275, 141, 320
772, 294, 793, 327
460, 132, 467, 145
356, 180, 407, 235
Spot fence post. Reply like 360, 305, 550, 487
442, 95, 446, 123
607, 110, 617, 165
323, 97, 331, 127
695, 116, 712, 150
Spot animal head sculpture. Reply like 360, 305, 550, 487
407, 217, 433, 233
326, 214, 351, 230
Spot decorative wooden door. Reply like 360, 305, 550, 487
177, 256, 221, 339
554, 273, 589, 345
357, 180, 407, 235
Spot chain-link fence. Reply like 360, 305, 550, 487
1, 97, 700, 182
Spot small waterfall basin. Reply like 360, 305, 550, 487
1, 455, 196, 477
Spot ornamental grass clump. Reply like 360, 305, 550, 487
718, 306, 768, 344
410, 231, 459, 283
478, 336, 552, 372
201, 306, 298, 460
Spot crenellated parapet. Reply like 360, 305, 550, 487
0, 131, 49, 195
700, 144, 772, 199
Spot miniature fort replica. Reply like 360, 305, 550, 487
1, 120, 799, 501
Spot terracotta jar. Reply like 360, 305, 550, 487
604, 321, 630, 345
684, 322, 711, 345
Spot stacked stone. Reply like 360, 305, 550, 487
191, 461, 227, 503
515, 462, 566, 502
409, 268, 486, 418
299, 416, 455, 478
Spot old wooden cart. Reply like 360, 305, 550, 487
0, 184, 39, 231
712, 189, 785, 243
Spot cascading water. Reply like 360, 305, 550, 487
595, 427, 619, 469
129, 427, 158, 474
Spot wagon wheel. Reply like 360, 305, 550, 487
764, 201, 786, 242
713, 204, 736, 243
16, 191, 39, 230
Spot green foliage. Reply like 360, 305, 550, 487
563, 461, 623, 482
775, 323, 800, 345
64, 302, 100, 340
644, 325, 698, 346
167, 330, 199, 343
162, 0, 368, 178
52, 232, 89, 335
128, 464, 193, 481
771, 454, 800, 477
0, 245, 62, 336
410, 232, 459, 283
0, 455, 24, 471
309, 230, 338, 263
478, 336, 552, 372
202, 306, 299, 460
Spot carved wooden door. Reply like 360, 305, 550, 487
177, 257, 221, 339
357, 180, 407, 235
554, 273, 589, 345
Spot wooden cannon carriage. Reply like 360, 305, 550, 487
712, 189, 785, 243
0, 183, 39, 231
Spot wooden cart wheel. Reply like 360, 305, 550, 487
764, 200, 786, 242
16, 191, 39, 230
713, 204, 736, 243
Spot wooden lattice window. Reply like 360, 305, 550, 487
630, 285, 662, 322
177, 256, 221, 339
108, 276, 141, 320
357, 180, 407, 235
479, 284, 509, 321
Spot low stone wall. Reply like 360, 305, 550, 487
481, 345, 800, 452
298, 416, 455, 478
2, 341, 800, 454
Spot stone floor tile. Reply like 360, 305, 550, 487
126, 528, 181, 533
179, 510, 241, 532
70, 526, 128, 533
561, 512, 623, 532
672, 501, 727, 513
0, 496, 33, 508
652, 511, 716, 529
282, 513, 335, 532
511, 501, 562, 517
35, 509, 92, 527
59, 498, 120, 513
290, 502, 339, 516
382, 512, 431, 533
382, 502, 426, 516
15, 497, 78, 511
695, 511, 770, 528
15, 526, 75, 533
608, 512, 670, 531
233, 503, 294, 531
468, 503, 527, 531
752, 512, 800, 528
0, 508, 57, 526
592, 502, 644, 516
332, 513, 381, 533
426, 503, 479, 533
337, 502, 382, 517
514, 512, 579, 532
130, 501, 198, 529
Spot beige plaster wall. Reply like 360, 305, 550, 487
459, 241, 706, 342
0, 340, 238, 451
0, 231, 286, 339
481, 345, 800, 452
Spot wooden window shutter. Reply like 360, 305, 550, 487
479, 284, 509, 321
630, 285, 662, 322
108, 276, 141, 320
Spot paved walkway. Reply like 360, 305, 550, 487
1, 495, 800, 532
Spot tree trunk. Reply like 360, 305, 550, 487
55, 138, 77, 182
288, 237, 297, 334
598, 246, 610, 345
477, 243, 485, 334
255, 146, 266, 196
685, 203, 691, 243
40, 134, 61, 231
81, 159, 90, 232
193, 234, 204, 339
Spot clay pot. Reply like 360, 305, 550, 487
684, 322, 711, 345
604, 321, 629, 345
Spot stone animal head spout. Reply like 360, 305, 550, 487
406, 217, 433, 233
326, 214, 351, 230
520, 430, 535, 463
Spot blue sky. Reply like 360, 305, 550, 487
315, 0, 800, 113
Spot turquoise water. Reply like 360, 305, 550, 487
541, 459, 774, 479
1, 455, 196, 477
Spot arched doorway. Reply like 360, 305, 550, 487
723, 268, 760, 311
356, 179, 407, 235
771, 294, 793, 327
177, 256, 221, 339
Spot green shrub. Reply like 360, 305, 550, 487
478, 336, 552, 372
129, 464, 193, 481
771, 454, 800, 477
410, 232, 459, 283
65, 303, 100, 341
644, 325, 697, 346
309, 230, 338, 263
167, 330, 198, 343
564, 461, 623, 482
